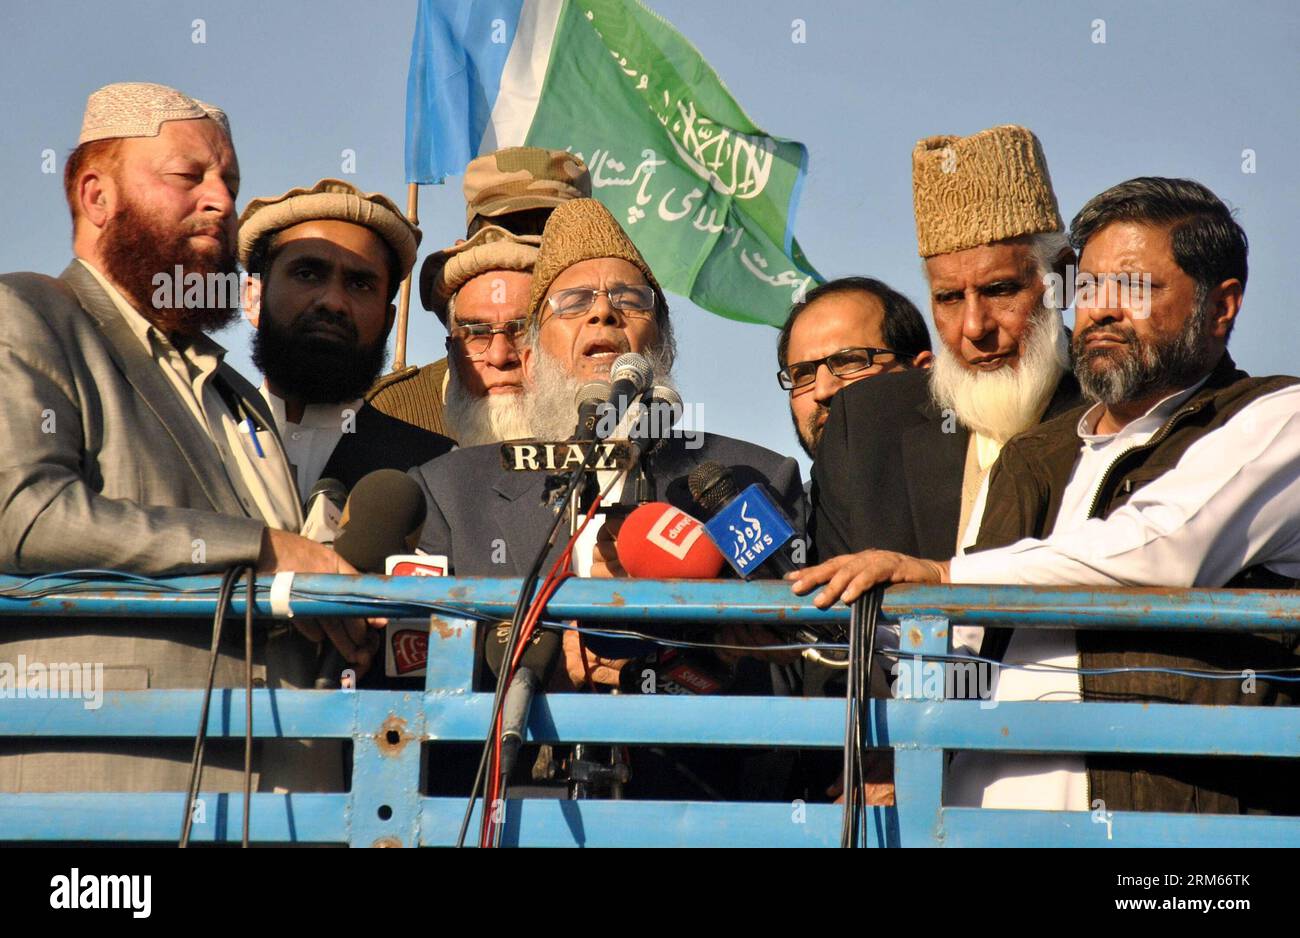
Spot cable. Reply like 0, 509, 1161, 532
874, 648, 1300, 682
180, 565, 243, 847
841, 586, 882, 849
483, 472, 617, 847
242, 567, 255, 849
455, 440, 614, 848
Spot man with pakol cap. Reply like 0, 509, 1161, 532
368, 147, 590, 445
411, 197, 806, 800
0, 82, 373, 795
239, 177, 453, 494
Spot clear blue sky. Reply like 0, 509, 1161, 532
2, 0, 1296, 477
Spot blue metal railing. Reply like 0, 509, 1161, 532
1, 574, 1298, 846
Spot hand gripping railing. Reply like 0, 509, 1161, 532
0, 574, 1298, 846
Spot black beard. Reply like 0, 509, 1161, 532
99, 195, 240, 339
252, 302, 389, 405
1073, 298, 1212, 406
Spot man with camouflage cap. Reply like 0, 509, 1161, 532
367, 146, 590, 445
0, 83, 366, 794
238, 177, 453, 493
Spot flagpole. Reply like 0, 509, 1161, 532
393, 181, 420, 372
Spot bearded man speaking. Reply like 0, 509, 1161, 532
410, 197, 804, 799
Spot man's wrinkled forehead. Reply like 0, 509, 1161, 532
119, 117, 237, 172
925, 239, 1036, 288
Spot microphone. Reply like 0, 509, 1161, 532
483, 624, 561, 780
573, 380, 612, 441
317, 470, 428, 689
612, 383, 683, 443
688, 461, 797, 579
333, 470, 428, 573
580, 502, 724, 663
615, 502, 725, 579
607, 503, 735, 694
300, 477, 346, 544
608, 352, 653, 424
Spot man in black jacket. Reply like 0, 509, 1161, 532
812, 126, 1081, 688
239, 178, 454, 494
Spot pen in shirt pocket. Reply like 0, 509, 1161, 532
244, 416, 266, 458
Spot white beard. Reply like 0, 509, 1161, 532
444, 364, 532, 446
523, 344, 680, 441
928, 308, 1069, 442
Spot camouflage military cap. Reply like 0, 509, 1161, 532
462, 147, 591, 228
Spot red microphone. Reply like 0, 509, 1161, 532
615, 502, 725, 579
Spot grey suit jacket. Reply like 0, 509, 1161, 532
0, 263, 339, 794
411, 432, 805, 577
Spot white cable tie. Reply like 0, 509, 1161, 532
270, 571, 295, 618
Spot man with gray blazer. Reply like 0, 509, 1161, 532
411, 199, 803, 801
0, 83, 375, 795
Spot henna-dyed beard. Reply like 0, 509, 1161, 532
99, 195, 240, 339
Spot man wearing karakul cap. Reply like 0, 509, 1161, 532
799, 125, 1083, 804
410, 198, 806, 800
367, 147, 591, 445
0, 82, 371, 795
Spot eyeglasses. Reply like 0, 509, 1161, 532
777, 346, 910, 391
449, 318, 527, 357
544, 284, 657, 319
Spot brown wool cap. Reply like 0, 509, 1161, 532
912, 124, 1062, 257
526, 198, 665, 324
237, 178, 422, 278
463, 147, 591, 227
78, 81, 229, 144
418, 226, 540, 325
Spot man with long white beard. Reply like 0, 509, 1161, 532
411, 199, 805, 800
811, 125, 1081, 665
370, 148, 591, 445
801, 125, 1083, 804
815, 125, 1081, 569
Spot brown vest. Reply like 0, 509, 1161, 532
972, 353, 1300, 814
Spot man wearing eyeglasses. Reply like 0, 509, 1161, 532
373, 148, 592, 446
776, 276, 933, 460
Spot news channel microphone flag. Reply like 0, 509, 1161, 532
404, 0, 823, 327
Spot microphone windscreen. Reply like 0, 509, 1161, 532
305, 476, 347, 510
483, 623, 561, 680
576, 381, 612, 408
687, 461, 739, 517
610, 353, 653, 394
333, 470, 428, 573
616, 502, 725, 579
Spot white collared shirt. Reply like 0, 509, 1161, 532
946, 377, 1300, 809
78, 259, 302, 531
260, 385, 364, 496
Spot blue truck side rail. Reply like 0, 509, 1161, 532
0, 574, 1297, 847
